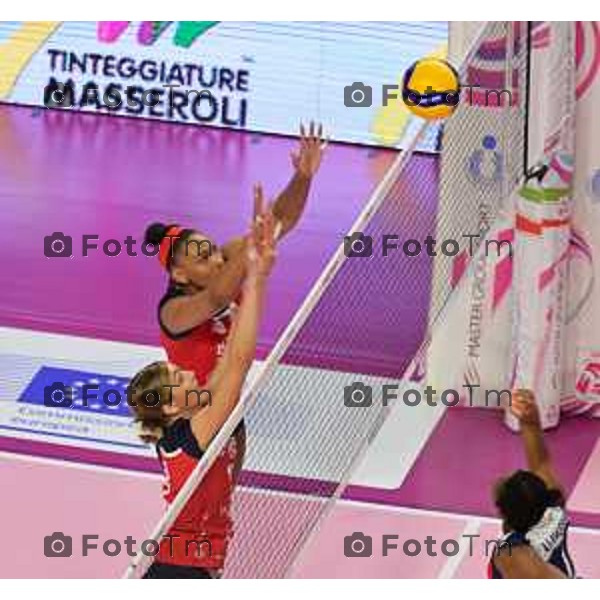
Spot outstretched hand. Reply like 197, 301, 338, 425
510, 389, 540, 426
291, 121, 328, 178
246, 183, 277, 279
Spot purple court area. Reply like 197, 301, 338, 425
0, 104, 439, 374
345, 408, 600, 529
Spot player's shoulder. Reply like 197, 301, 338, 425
160, 282, 187, 305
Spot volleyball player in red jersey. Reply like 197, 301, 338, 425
129, 203, 277, 578
143, 122, 326, 478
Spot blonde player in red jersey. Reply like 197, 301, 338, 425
129, 197, 277, 578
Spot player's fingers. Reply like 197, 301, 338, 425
253, 193, 268, 247
512, 391, 526, 405
300, 133, 309, 151
253, 183, 265, 221
246, 222, 258, 259
264, 209, 276, 244
250, 207, 261, 242
513, 388, 529, 402
253, 184, 259, 220
256, 207, 272, 247
262, 206, 276, 244
509, 391, 524, 408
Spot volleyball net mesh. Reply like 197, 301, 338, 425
127, 21, 531, 578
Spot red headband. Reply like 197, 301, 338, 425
158, 226, 184, 269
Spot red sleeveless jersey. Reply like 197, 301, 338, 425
159, 285, 236, 385
155, 419, 238, 570
156, 285, 239, 570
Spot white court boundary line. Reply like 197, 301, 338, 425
1, 451, 597, 536
234, 490, 600, 537
437, 519, 482, 579
3, 448, 599, 568
0, 450, 162, 480
0, 325, 426, 490
0, 325, 165, 364
0, 324, 265, 375
4, 452, 596, 538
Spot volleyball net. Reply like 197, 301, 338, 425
123, 21, 535, 579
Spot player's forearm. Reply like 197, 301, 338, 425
271, 172, 312, 237
520, 421, 551, 472
227, 274, 266, 369
208, 239, 247, 307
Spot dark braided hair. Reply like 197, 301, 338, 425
494, 470, 552, 533
144, 222, 196, 271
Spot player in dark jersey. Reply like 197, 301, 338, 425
129, 204, 277, 578
144, 122, 326, 476
489, 389, 576, 579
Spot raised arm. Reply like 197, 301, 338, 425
270, 121, 327, 239
190, 196, 277, 449
510, 389, 565, 499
